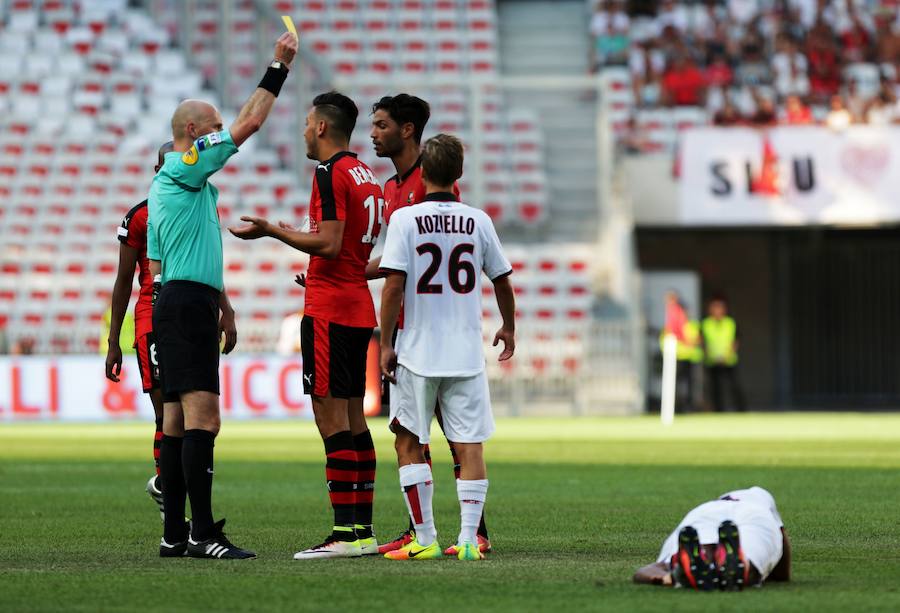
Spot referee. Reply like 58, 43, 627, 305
147, 31, 297, 560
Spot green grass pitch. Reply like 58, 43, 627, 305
2, 414, 900, 612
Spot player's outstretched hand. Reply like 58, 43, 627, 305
294, 273, 306, 287
105, 344, 123, 382
229, 216, 272, 240
278, 220, 298, 232
493, 327, 515, 361
275, 31, 298, 68
381, 346, 398, 384
219, 308, 237, 354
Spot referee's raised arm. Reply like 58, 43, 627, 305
230, 32, 298, 147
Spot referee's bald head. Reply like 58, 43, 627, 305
171, 99, 223, 146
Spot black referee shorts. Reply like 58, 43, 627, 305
301, 315, 372, 399
153, 280, 221, 400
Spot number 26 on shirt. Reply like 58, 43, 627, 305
416, 243, 476, 295
362, 195, 385, 245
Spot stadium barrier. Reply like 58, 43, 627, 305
0, 352, 381, 423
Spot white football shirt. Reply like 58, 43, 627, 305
379, 197, 512, 377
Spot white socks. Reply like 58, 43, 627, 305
457, 479, 488, 545
399, 463, 436, 546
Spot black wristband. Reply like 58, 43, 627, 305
258, 65, 288, 97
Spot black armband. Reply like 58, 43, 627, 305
258, 64, 289, 97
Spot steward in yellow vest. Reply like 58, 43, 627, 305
701, 299, 746, 412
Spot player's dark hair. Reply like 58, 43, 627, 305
312, 91, 358, 142
421, 134, 464, 187
372, 94, 431, 144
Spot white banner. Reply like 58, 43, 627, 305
679, 126, 900, 225
0, 355, 380, 422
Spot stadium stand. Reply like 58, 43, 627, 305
589, 0, 900, 153
1, 0, 585, 382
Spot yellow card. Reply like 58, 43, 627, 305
281, 15, 298, 37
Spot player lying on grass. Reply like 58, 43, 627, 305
230, 92, 383, 559
377, 134, 516, 561
367, 94, 491, 556
633, 486, 792, 590
106, 141, 173, 522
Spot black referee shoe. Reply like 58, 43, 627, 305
187, 519, 256, 560
159, 520, 191, 558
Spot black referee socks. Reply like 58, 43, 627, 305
159, 434, 187, 543
183, 429, 217, 541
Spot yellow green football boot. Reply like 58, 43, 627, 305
457, 542, 485, 561
383, 539, 443, 560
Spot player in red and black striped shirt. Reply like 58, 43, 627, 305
368, 94, 490, 556
105, 141, 174, 521
230, 92, 383, 559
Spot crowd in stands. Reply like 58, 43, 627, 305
590, 0, 900, 127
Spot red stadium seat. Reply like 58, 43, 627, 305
518, 200, 546, 225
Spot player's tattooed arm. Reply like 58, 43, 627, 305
228, 216, 345, 259
105, 243, 140, 382
379, 272, 406, 384
492, 274, 516, 361
230, 32, 297, 147
218, 288, 237, 355
633, 562, 673, 586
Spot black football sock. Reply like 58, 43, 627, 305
153, 418, 163, 486
448, 441, 461, 480
182, 429, 216, 541
478, 512, 490, 540
159, 434, 187, 543
324, 431, 357, 540
352, 430, 376, 538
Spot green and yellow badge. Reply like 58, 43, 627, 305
181, 144, 199, 165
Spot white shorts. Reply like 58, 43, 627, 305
389, 365, 495, 444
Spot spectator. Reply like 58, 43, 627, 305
657, 0, 690, 34
713, 97, 744, 126
844, 78, 867, 121
783, 94, 814, 124
864, 84, 898, 124
874, 11, 900, 70
630, 40, 666, 106
749, 90, 777, 125
840, 10, 873, 64
705, 52, 734, 90
772, 35, 810, 97
825, 94, 853, 129
662, 55, 707, 107
736, 28, 774, 87
806, 19, 842, 102
590, 0, 630, 70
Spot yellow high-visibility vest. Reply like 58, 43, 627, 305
660, 320, 704, 363
701, 316, 738, 366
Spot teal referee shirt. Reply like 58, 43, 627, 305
147, 130, 238, 292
